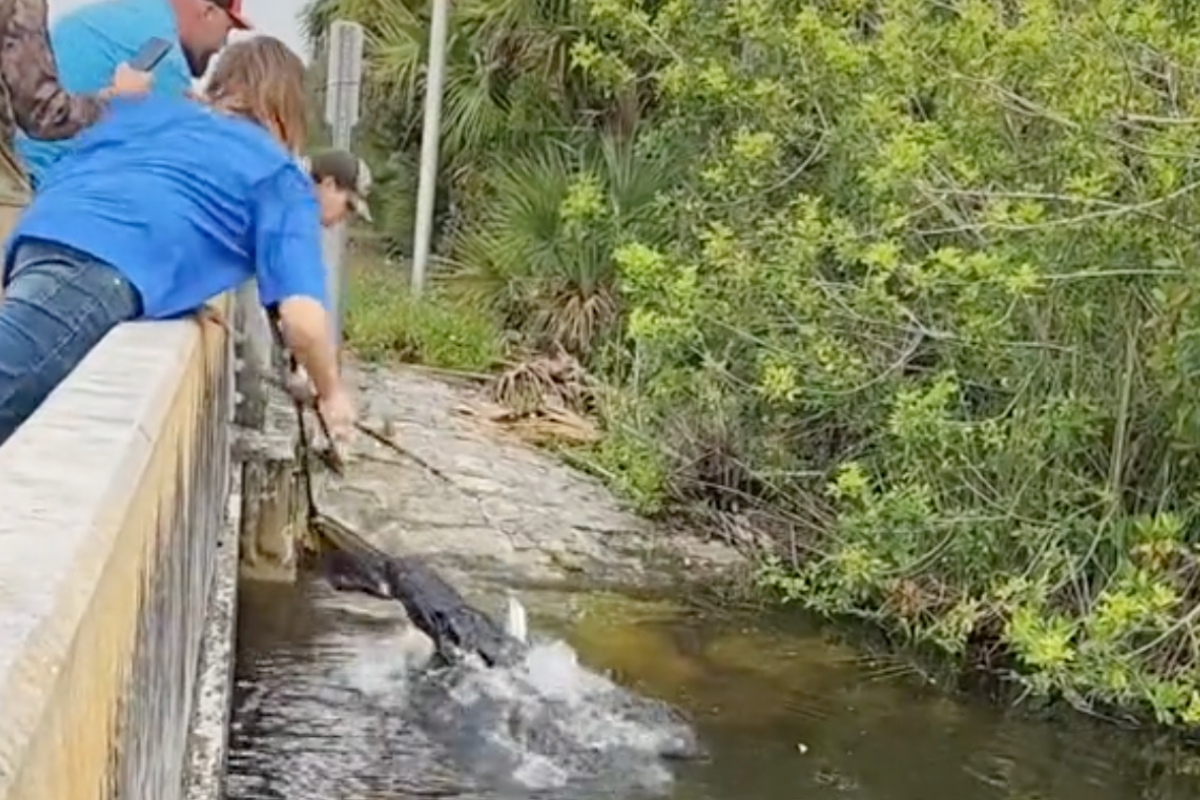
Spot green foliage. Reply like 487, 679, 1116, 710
592, 0, 1200, 726
303, 0, 626, 254
566, 428, 667, 515
313, 0, 1200, 728
343, 257, 502, 371
361, 151, 422, 257
564, 387, 670, 514
447, 136, 679, 356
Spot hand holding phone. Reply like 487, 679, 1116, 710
105, 37, 170, 98
107, 63, 151, 97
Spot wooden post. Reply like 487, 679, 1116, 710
233, 281, 271, 429
231, 279, 305, 582
236, 444, 304, 581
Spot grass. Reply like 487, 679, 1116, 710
342, 248, 503, 372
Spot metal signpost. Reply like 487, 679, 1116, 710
323, 20, 365, 349
410, 0, 450, 296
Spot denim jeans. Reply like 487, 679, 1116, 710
0, 238, 141, 446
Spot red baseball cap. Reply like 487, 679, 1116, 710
212, 0, 252, 30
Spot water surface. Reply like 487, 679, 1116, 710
226, 578, 1200, 800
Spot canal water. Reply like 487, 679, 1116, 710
226, 577, 1200, 800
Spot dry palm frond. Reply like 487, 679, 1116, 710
508, 406, 601, 446
486, 347, 593, 415
533, 282, 620, 357
457, 401, 601, 446
451, 349, 601, 446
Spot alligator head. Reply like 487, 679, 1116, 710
380, 556, 527, 667
317, 548, 527, 668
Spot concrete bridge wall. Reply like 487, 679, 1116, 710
0, 313, 238, 800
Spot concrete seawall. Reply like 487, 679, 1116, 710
0, 315, 237, 800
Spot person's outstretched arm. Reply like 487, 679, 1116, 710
252, 162, 355, 438
0, 0, 145, 140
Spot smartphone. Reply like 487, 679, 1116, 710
129, 36, 172, 72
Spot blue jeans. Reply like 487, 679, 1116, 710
0, 239, 141, 446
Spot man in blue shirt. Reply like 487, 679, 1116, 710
0, 36, 354, 447
16, 0, 250, 185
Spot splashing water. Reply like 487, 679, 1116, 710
335, 621, 704, 797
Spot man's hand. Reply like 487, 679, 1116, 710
108, 63, 153, 96
318, 386, 356, 443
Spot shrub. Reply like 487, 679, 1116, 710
587, 0, 1200, 724
343, 260, 503, 372
564, 387, 669, 515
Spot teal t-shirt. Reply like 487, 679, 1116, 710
15, 0, 194, 186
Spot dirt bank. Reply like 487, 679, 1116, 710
311, 361, 743, 588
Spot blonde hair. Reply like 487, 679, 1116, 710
206, 36, 308, 153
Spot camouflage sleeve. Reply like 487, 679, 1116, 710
0, 0, 106, 141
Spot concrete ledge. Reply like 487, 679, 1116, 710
0, 312, 231, 800
183, 485, 240, 800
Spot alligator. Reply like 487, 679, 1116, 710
317, 543, 527, 668
308, 514, 706, 767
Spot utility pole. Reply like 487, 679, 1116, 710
323, 20, 365, 348
410, 0, 450, 296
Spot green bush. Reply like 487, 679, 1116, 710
586, 0, 1200, 725
563, 387, 670, 515
343, 262, 502, 372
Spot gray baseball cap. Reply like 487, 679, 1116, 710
304, 149, 373, 222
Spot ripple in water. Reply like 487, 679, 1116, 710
227, 597, 699, 800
